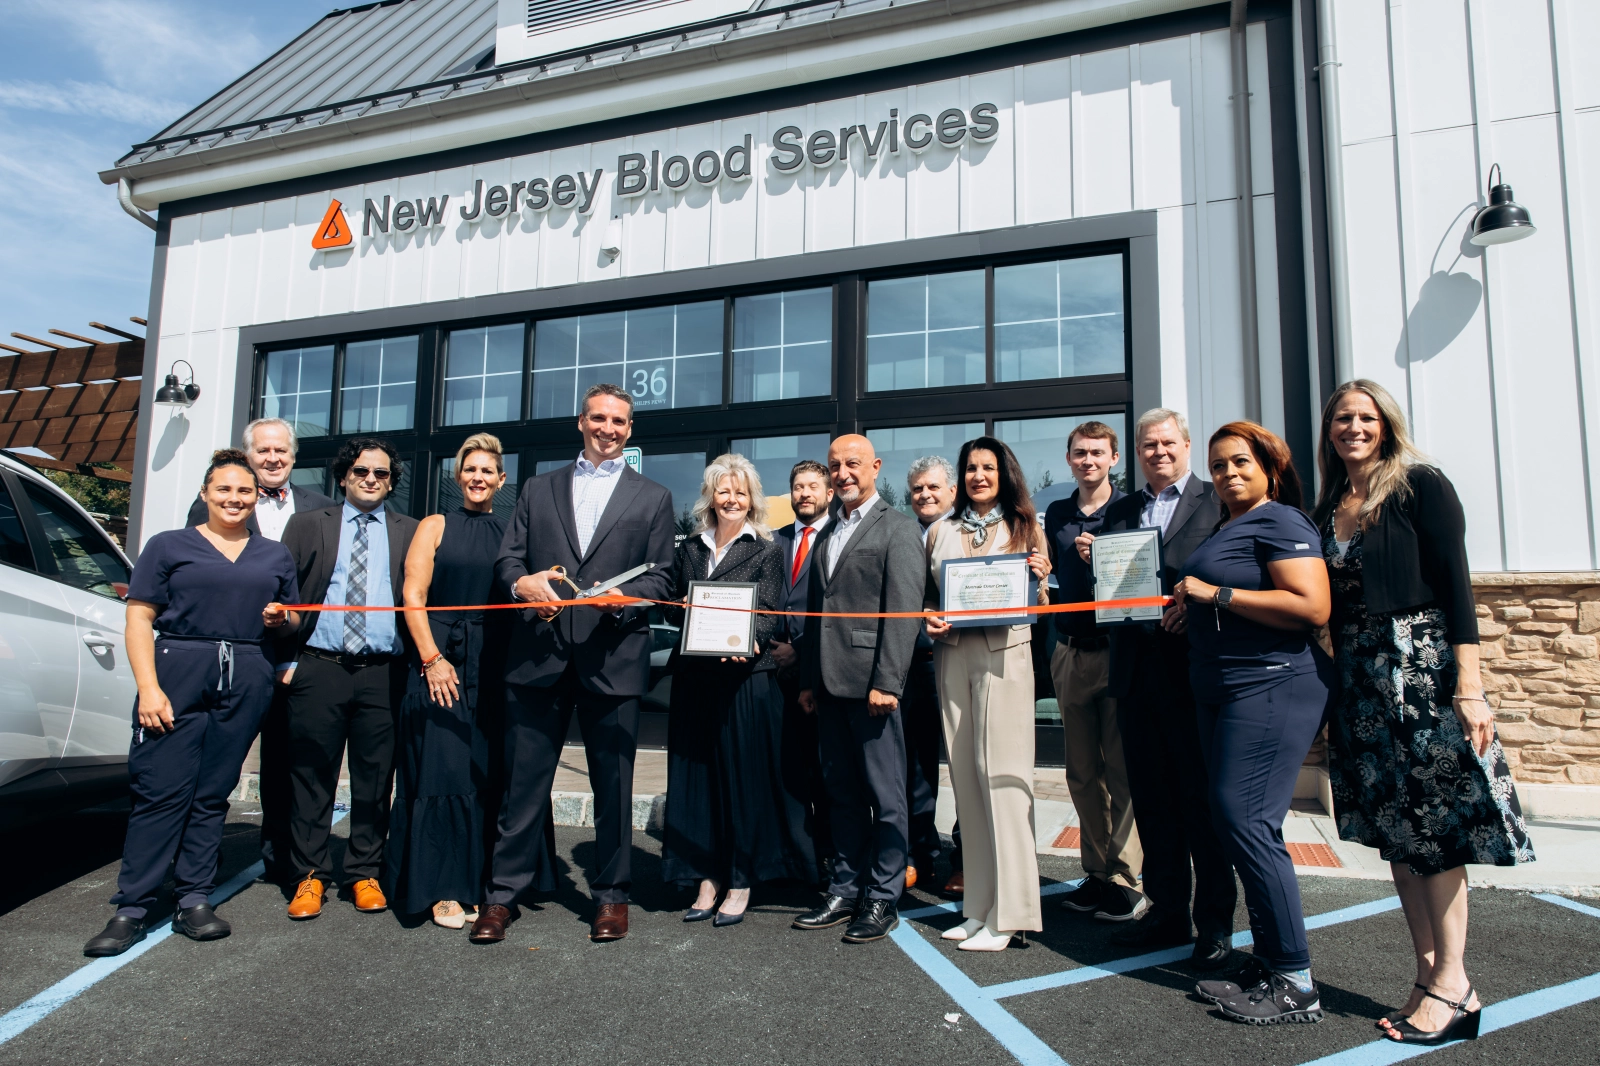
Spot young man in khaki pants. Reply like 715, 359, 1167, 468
1042, 422, 1146, 921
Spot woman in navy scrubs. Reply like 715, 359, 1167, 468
83, 450, 300, 958
1166, 422, 1331, 1025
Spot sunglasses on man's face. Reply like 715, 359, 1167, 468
348, 466, 392, 481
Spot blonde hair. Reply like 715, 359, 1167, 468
691, 453, 773, 540
1312, 379, 1430, 531
453, 432, 505, 474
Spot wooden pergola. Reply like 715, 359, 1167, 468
0, 319, 145, 482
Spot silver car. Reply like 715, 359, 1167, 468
0, 452, 135, 828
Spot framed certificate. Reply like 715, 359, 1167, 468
681, 581, 759, 657
939, 553, 1038, 629
1091, 527, 1166, 625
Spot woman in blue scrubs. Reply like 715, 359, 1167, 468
83, 450, 300, 958
1167, 422, 1332, 1025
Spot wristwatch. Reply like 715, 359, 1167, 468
1217, 587, 1235, 610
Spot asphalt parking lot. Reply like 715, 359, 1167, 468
2, 802, 1598, 1066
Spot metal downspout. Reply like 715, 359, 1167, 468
1231, 0, 1262, 422
118, 178, 157, 230
1316, 0, 1354, 384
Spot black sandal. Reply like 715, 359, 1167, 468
1385, 985, 1482, 1044
1376, 983, 1429, 1028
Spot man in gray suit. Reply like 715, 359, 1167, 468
793, 435, 924, 943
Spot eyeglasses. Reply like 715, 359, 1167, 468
349, 466, 392, 481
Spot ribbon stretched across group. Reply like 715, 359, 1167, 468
271, 594, 1172, 620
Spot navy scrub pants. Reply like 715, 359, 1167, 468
111, 639, 273, 919
1196, 668, 1329, 970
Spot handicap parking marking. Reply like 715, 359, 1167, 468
0, 811, 346, 1048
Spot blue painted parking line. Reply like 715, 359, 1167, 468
0, 811, 346, 1047
1535, 892, 1600, 920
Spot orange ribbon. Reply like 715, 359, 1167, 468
274, 595, 1172, 620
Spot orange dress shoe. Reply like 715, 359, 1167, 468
351, 878, 388, 913
289, 876, 326, 920
942, 871, 965, 900
905, 866, 918, 890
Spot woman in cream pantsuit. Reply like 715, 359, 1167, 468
925, 436, 1052, 952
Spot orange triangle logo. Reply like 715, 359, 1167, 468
311, 199, 352, 249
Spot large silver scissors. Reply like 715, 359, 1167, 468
545, 562, 656, 616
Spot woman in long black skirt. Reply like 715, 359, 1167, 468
663, 453, 814, 926
386, 433, 510, 928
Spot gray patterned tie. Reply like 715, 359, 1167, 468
343, 512, 375, 654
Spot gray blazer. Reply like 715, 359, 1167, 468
797, 498, 924, 700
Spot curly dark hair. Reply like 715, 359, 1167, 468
333, 437, 402, 484
202, 448, 256, 489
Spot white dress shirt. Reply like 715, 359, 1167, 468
572, 452, 626, 556
919, 507, 953, 547
254, 485, 296, 542
699, 522, 756, 576
824, 492, 880, 578
788, 513, 830, 573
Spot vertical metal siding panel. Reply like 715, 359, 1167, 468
1078, 47, 1133, 217
1488, 114, 1587, 567
318, 186, 361, 316
159, 215, 202, 339
1403, 126, 1502, 569
1157, 205, 1199, 415
1340, 140, 1411, 399
463, 159, 514, 298
907, 79, 962, 240
1569, 0, 1600, 109
255, 198, 296, 325
1253, 194, 1285, 435
1204, 198, 1245, 432
859, 88, 910, 245
760, 106, 808, 260
584, 137, 626, 282
222, 203, 264, 330
666, 126, 714, 270
1337, 0, 1397, 143
424, 168, 470, 305
142, 330, 191, 531
1187, 32, 1216, 429
963, 69, 1016, 233
1486, 0, 1556, 120
1247, 23, 1273, 196
285, 196, 326, 321
190, 211, 231, 337
1132, 37, 1193, 211
386, 173, 433, 308
1404, 0, 1475, 133
714, 128, 759, 267
808, 100, 857, 252
1019, 57, 1072, 224
541, 146, 588, 287
353, 178, 399, 311
1199, 29, 1236, 204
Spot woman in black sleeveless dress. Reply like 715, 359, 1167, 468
387, 435, 511, 927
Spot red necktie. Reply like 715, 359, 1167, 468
791, 525, 813, 585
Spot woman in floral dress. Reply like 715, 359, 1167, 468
1313, 380, 1532, 1046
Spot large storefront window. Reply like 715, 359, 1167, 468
437, 453, 520, 514
995, 254, 1124, 381
444, 324, 523, 426
259, 345, 334, 438
533, 301, 722, 419
866, 422, 984, 514
729, 433, 831, 499
866, 270, 985, 392
732, 288, 832, 402
340, 335, 418, 433
994, 412, 1129, 512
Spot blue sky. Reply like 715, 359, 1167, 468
0, 0, 331, 343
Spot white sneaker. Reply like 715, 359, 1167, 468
941, 918, 984, 942
957, 924, 1013, 952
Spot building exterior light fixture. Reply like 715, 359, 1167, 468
1469, 164, 1536, 246
153, 359, 200, 407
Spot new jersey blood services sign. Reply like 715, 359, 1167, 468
314, 104, 1001, 251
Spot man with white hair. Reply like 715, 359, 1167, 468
187, 417, 333, 884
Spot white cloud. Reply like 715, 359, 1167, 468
0, 79, 186, 127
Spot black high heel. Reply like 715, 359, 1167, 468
1386, 985, 1481, 1044
1376, 984, 1429, 1028
684, 906, 716, 922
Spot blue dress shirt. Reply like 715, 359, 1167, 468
308, 501, 400, 655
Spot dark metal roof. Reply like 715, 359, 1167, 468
116, 0, 894, 172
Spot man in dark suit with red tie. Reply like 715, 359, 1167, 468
770, 459, 833, 885
471, 383, 675, 944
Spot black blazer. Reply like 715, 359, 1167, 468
1343, 465, 1478, 645
668, 531, 785, 673
1101, 474, 1220, 700
494, 462, 675, 696
186, 482, 335, 536
280, 503, 419, 654
771, 520, 824, 643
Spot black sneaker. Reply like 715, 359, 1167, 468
1093, 886, 1151, 923
1058, 878, 1103, 913
1196, 954, 1269, 1003
1216, 973, 1325, 1025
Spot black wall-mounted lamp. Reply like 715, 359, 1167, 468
1470, 164, 1536, 246
153, 359, 200, 407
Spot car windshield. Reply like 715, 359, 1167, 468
21, 480, 129, 599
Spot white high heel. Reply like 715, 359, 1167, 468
941, 918, 984, 942
957, 924, 1013, 952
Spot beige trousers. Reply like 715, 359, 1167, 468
1049, 643, 1142, 890
937, 635, 1042, 933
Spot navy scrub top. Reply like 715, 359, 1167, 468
1181, 500, 1326, 701
128, 527, 299, 642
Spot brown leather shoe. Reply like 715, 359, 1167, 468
288, 875, 326, 920
905, 866, 918, 890
942, 871, 965, 899
351, 878, 387, 913
591, 903, 629, 941
469, 904, 513, 943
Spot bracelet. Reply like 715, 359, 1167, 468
420, 653, 445, 674
1451, 695, 1488, 704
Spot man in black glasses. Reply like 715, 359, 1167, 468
279, 438, 418, 921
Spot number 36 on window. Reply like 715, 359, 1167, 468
630, 366, 669, 400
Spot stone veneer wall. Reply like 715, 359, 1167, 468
1476, 573, 1600, 786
